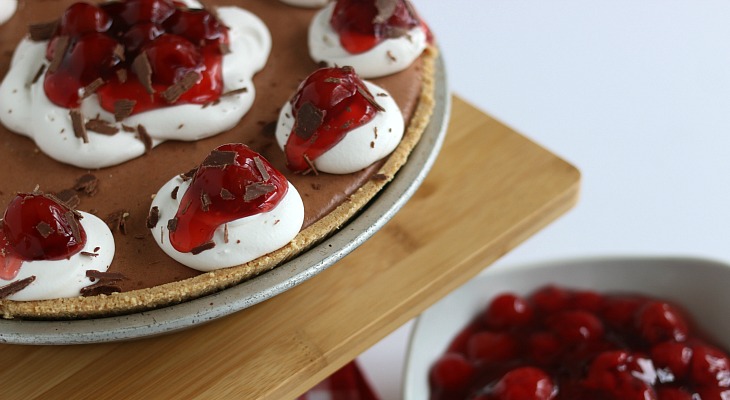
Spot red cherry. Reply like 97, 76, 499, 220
584, 351, 658, 399
483, 293, 533, 329
44, 33, 123, 107
466, 331, 519, 365
285, 66, 380, 172
142, 34, 202, 86
527, 332, 562, 365
655, 387, 694, 400
101, 0, 176, 27
163, 8, 227, 44
636, 301, 690, 344
429, 353, 475, 392
330, 0, 421, 54
690, 344, 730, 387
651, 341, 693, 380
58, 2, 112, 36
122, 22, 164, 54
492, 367, 556, 400
530, 285, 571, 313
169, 144, 288, 253
547, 310, 604, 343
2, 193, 86, 261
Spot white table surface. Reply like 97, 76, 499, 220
358, 1, 730, 398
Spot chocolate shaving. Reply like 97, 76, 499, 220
65, 210, 83, 241
28, 20, 59, 41
36, 221, 54, 238
54, 189, 80, 209
180, 167, 198, 181
106, 210, 130, 235
202, 150, 237, 168
132, 51, 154, 95
0, 276, 36, 299
74, 173, 99, 196
85, 118, 119, 135
386, 50, 397, 62
116, 68, 128, 83
201, 192, 212, 212
302, 153, 319, 176
357, 85, 385, 112
191, 241, 215, 255
136, 124, 153, 153
167, 218, 178, 232
121, 124, 135, 133
294, 102, 324, 140
162, 71, 200, 103
80, 251, 99, 257
114, 99, 136, 121
171, 186, 180, 200
371, 173, 389, 182
223, 224, 229, 243
113, 43, 126, 62
86, 270, 126, 282
70, 109, 89, 143
80, 282, 121, 297
244, 182, 276, 202
81, 78, 105, 99
146, 206, 160, 229
220, 188, 234, 200
253, 156, 270, 181
31, 64, 46, 85
48, 36, 70, 73
324, 77, 343, 84
221, 87, 248, 97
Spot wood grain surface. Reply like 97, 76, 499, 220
0, 96, 580, 400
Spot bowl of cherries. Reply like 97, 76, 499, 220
403, 256, 730, 400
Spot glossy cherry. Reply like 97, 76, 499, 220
430, 353, 475, 393
169, 144, 288, 253
43, 0, 228, 114
483, 293, 533, 329
58, 2, 112, 36
636, 301, 690, 344
330, 0, 421, 54
1, 193, 86, 280
492, 367, 556, 400
285, 66, 382, 173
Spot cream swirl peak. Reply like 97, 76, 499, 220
0, 1, 271, 169
148, 144, 304, 271
309, 0, 428, 78
275, 67, 404, 174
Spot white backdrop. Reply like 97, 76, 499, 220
359, 1, 730, 398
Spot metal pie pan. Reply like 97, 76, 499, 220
0, 55, 450, 345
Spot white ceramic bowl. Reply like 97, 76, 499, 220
402, 256, 730, 399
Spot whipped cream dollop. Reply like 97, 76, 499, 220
149, 177, 304, 272
308, 2, 427, 78
0, 4, 271, 169
0, 212, 115, 301
0, 0, 17, 25
280, 0, 329, 8
275, 81, 404, 174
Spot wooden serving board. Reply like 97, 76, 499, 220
0, 96, 580, 400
